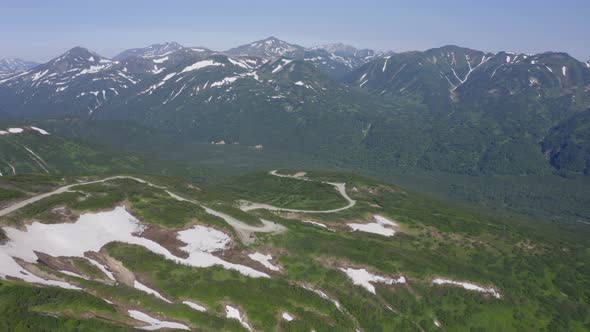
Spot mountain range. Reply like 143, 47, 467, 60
1, 36, 590, 221
0, 58, 38, 77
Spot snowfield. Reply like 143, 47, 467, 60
128, 310, 190, 330
340, 267, 406, 294
30, 126, 50, 135
181, 60, 223, 73
0, 251, 80, 290
348, 215, 398, 237
177, 225, 231, 253
0, 206, 269, 287
432, 278, 501, 299
248, 252, 280, 271
182, 300, 207, 312
7, 128, 23, 134
225, 305, 253, 331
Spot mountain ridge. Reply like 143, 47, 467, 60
1, 39, 590, 182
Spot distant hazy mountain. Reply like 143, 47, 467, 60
0, 58, 38, 76
343, 46, 590, 109
113, 41, 186, 60
0, 47, 142, 116
225, 36, 304, 59
225, 38, 391, 79
113, 41, 214, 61
304, 44, 390, 79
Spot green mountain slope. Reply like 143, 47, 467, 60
0, 125, 149, 176
542, 108, 590, 175
2, 42, 590, 227
0, 171, 587, 331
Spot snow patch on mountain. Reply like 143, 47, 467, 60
128, 310, 190, 330
340, 267, 406, 294
432, 278, 501, 299
248, 252, 280, 271
271, 59, 293, 73
181, 60, 224, 73
225, 305, 253, 331
348, 215, 398, 237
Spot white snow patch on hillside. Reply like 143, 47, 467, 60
59, 270, 88, 280
302, 220, 331, 230
151, 66, 164, 74
382, 56, 391, 72
181, 60, 223, 73
248, 252, 280, 271
128, 310, 190, 330
134, 280, 172, 303
271, 59, 293, 73
282, 312, 294, 321
432, 278, 501, 299
30, 126, 49, 135
85, 258, 116, 281
0, 206, 268, 280
117, 71, 138, 84
210, 76, 240, 88
302, 285, 342, 310
31, 69, 49, 82
562, 66, 567, 76
228, 58, 251, 69
177, 225, 230, 253
77, 64, 111, 76
340, 267, 406, 294
0, 252, 81, 289
153, 56, 168, 64
225, 305, 253, 331
183, 300, 207, 312
348, 215, 397, 237
23, 146, 49, 173
8, 128, 23, 134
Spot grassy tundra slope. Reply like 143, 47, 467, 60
0, 126, 146, 176
0, 170, 587, 331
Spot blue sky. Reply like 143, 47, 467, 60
1, 0, 588, 62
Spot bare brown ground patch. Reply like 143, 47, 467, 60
89, 250, 135, 286
134, 224, 189, 258
217, 244, 287, 275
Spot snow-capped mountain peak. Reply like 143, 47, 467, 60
47, 47, 112, 70
226, 37, 304, 59
113, 42, 186, 61
309, 43, 359, 56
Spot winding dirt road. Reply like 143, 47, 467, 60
239, 170, 356, 214
0, 176, 285, 244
